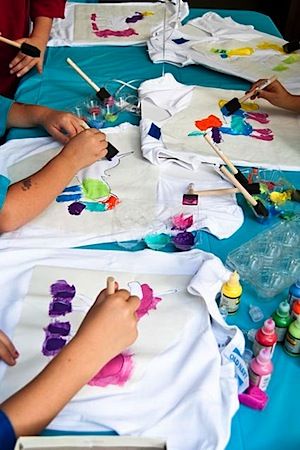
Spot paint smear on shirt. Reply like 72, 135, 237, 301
257, 42, 284, 53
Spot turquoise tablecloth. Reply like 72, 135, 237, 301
7, 5, 300, 450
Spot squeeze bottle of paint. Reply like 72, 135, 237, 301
288, 280, 300, 306
220, 271, 242, 314
272, 301, 291, 343
284, 316, 300, 357
291, 300, 300, 320
249, 348, 273, 391
252, 318, 277, 357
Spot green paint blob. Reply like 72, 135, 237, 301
82, 178, 110, 200
272, 64, 288, 72
283, 55, 300, 64
84, 202, 106, 212
105, 113, 118, 122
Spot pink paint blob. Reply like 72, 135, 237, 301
251, 128, 274, 141
246, 112, 270, 124
88, 352, 134, 387
136, 283, 162, 319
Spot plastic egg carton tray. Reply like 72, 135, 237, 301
226, 217, 300, 298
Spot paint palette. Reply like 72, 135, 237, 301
226, 217, 300, 298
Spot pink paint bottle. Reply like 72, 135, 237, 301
252, 318, 277, 357
249, 348, 273, 391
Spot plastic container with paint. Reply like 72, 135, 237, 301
272, 301, 291, 342
249, 348, 273, 391
284, 316, 300, 356
219, 271, 242, 314
288, 280, 300, 306
291, 300, 300, 320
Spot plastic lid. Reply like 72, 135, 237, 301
262, 318, 275, 334
294, 316, 300, 328
228, 271, 240, 287
257, 347, 271, 364
277, 301, 290, 317
292, 300, 300, 314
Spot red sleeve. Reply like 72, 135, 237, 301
30, 0, 66, 20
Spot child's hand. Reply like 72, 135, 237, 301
8, 36, 46, 78
60, 128, 108, 171
39, 109, 87, 144
74, 284, 140, 369
249, 79, 292, 108
0, 330, 19, 366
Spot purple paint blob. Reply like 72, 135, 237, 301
42, 336, 67, 357
136, 284, 162, 319
49, 300, 72, 317
68, 201, 86, 216
88, 352, 134, 387
46, 321, 71, 336
126, 12, 143, 23
211, 127, 222, 143
50, 280, 76, 299
172, 232, 195, 251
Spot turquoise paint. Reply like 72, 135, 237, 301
84, 202, 106, 212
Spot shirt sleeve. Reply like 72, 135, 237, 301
30, 0, 66, 20
0, 410, 16, 450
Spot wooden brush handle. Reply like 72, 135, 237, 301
219, 166, 258, 206
0, 35, 22, 49
192, 187, 239, 196
204, 134, 238, 175
106, 277, 115, 295
67, 57, 100, 93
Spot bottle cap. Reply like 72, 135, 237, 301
262, 318, 275, 334
227, 271, 240, 287
292, 300, 300, 315
277, 301, 290, 317
257, 347, 271, 364
249, 304, 264, 322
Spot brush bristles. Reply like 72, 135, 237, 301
106, 143, 119, 161
220, 97, 241, 116
182, 194, 198, 205
96, 87, 111, 101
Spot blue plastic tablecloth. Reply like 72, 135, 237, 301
7, 5, 300, 450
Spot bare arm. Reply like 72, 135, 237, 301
0, 129, 108, 232
0, 286, 140, 436
6, 103, 85, 144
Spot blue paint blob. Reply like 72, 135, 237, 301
144, 233, 171, 250
56, 193, 82, 202
63, 185, 81, 193
148, 123, 161, 140
172, 37, 190, 44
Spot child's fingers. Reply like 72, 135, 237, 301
127, 295, 141, 313
0, 331, 18, 365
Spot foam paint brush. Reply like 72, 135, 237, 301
203, 134, 260, 193
67, 57, 111, 102
0, 35, 40, 57
282, 40, 300, 53
80, 121, 119, 161
220, 76, 277, 116
182, 183, 238, 205
219, 165, 269, 219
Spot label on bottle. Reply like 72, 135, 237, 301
252, 340, 275, 358
284, 332, 300, 355
288, 293, 300, 305
275, 325, 288, 343
220, 293, 241, 314
249, 368, 271, 391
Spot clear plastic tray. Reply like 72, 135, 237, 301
226, 217, 300, 298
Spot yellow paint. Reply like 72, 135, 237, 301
269, 191, 292, 205
227, 47, 254, 56
218, 99, 259, 111
142, 11, 154, 16
257, 42, 284, 53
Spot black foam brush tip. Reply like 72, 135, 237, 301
20, 42, 41, 57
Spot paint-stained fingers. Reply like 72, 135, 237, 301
0, 330, 19, 365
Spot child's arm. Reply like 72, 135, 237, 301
0, 331, 19, 366
0, 129, 108, 232
7, 103, 86, 144
250, 79, 300, 113
0, 284, 140, 437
